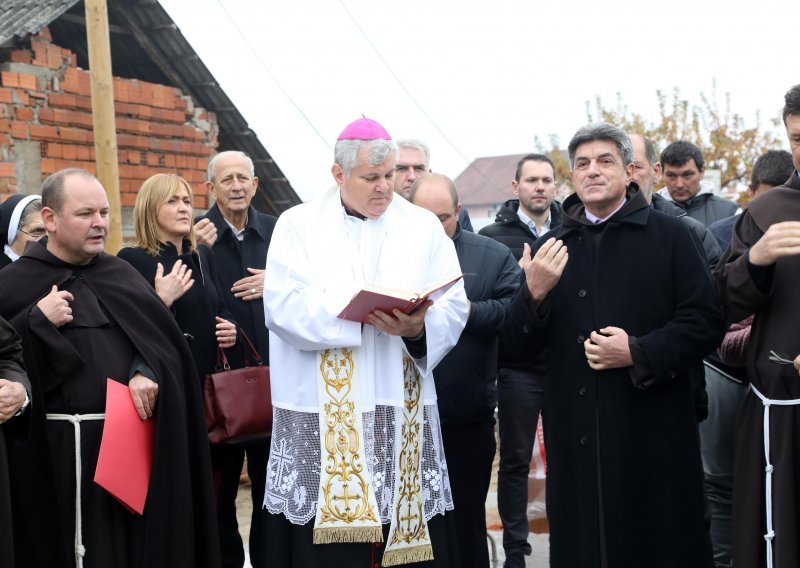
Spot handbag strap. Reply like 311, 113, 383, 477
238, 328, 263, 366
216, 346, 231, 371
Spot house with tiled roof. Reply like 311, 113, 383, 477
455, 153, 571, 229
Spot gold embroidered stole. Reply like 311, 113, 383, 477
382, 356, 434, 566
313, 348, 382, 543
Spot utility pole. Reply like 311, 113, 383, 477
84, 0, 122, 253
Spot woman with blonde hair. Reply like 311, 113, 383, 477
118, 173, 237, 385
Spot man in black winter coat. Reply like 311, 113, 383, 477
659, 140, 738, 226
411, 174, 519, 568
199, 151, 277, 568
478, 154, 560, 567
479, 153, 562, 259
507, 124, 725, 568
629, 134, 721, 269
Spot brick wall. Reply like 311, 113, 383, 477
0, 27, 218, 225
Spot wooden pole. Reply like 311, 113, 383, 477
84, 0, 122, 253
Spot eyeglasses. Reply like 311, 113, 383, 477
19, 228, 46, 238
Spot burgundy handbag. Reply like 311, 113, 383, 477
203, 330, 272, 444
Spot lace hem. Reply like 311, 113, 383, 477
263, 405, 453, 525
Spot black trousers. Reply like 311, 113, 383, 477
441, 419, 496, 568
496, 368, 545, 561
261, 510, 460, 568
211, 438, 270, 568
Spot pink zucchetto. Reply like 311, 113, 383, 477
336, 117, 392, 141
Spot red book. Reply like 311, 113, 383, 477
337, 274, 463, 324
94, 378, 156, 515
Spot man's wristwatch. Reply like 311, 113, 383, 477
14, 391, 30, 417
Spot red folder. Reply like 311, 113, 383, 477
94, 378, 156, 515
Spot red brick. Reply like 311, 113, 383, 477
59, 127, 91, 143
47, 143, 63, 158
0, 120, 9, 133
40, 158, 56, 173
61, 67, 80, 93
77, 146, 93, 161
0, 89, 12, 104
48, 92, 75, 109
12, 90, 29, 106
47, 44, 64, 69
1, 72, 19, 88
9, 50, 32, 64
29, 124, 59, 140
10, 122, 27, 139
121, 192, 137, 207
36, 27, 52, 41
15, 107, 33, 121
62, 144, 78, 160
17, 74, 37, 91
0, 163, 15, 177
47, 108, 93, 128
38, 107, 54, 122
0, 134, 9, 146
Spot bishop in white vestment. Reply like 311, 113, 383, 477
261, 118, 468, 567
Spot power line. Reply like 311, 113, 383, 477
337, 0, 500, 192
213, 0, 332, 152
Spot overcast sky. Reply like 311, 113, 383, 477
158, 0, 793, 203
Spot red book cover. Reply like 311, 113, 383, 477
337, 274, 463, 324
94, 378, 156, 515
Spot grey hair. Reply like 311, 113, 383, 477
567, 123, 633, 169
334, 139, 399, 177
396, 138, 431, 168
207, 151, 255, 182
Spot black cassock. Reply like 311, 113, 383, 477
0, 316, 30, 568
0, 239, 220, 568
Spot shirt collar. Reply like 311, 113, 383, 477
516, 207, 551, 237
223, 217, 247, 241
585, 198, 627, 224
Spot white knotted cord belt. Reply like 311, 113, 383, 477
46, 413, 106, 568
749, 384, 800, 568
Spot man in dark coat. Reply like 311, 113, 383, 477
714, 84, 800, 568
506, 123, 725, 568
411, 173, 519, 568
199, 150, 277, 568
700, 148, 793, 568
658, 140, 738, 226
0, 168, 220, 567
478, 153, 560, 566
479, 153, 563, 259
0, 316, 30, 568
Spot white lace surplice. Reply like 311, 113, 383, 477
264, 405, 453, 525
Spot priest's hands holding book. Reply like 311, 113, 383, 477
129, 372, 158, 420
367, 300, 433, 338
